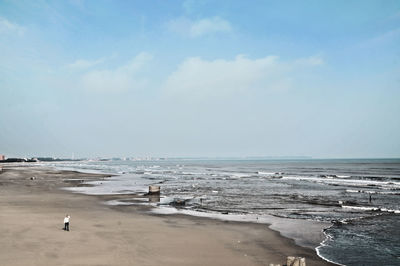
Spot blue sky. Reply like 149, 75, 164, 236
0, 0, 399, 158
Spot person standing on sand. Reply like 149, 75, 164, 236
64, 215, 70, 231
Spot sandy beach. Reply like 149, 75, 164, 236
0, 165, 334, 266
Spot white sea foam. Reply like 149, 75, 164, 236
345, 189, 400, 195
345, 189, 376, 194
282, 175, 400, 190
316, 226, 346, 266
346, 189, 360, 193
257, 171, 275, 175
341, 205, 400, 213
228, 173, 252, 178
342, 205, 380, 211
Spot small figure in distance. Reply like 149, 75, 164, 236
64, 214, 70, 231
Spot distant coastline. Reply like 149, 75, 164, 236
0, 157, 83, 163
1, 155, 399, 164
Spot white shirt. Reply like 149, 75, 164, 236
64, 216, 70, 223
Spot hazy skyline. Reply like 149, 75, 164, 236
1, 0, 399, 158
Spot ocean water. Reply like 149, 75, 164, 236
41, 159, 400, 266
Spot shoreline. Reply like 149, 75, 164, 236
0, 165, 336, 265
55, 162, 332, 251
149, 206, 330, 249
56, 163, 333, 252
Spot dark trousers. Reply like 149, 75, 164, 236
64, 222, 69, 231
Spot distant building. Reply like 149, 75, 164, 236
0, 155, 5, 161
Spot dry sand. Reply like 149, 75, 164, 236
0, 165, 334, 266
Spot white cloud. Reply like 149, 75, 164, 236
294, 55, 324, 66
164, 54, 323, 98
68, 58, 104, 69
190, 17, 232, 37
167, 16, 232, 38
75, 52, 323, 96
0, 17, 25, 35
80, 52, 153, 92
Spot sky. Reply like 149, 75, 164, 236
0, 0, 399, 159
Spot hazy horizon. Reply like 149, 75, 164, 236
2, 155, 400, 161
1, 1, 399, 159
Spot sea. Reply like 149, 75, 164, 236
39, 158, 400, 266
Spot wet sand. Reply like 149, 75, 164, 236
0, 165, 335, 266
